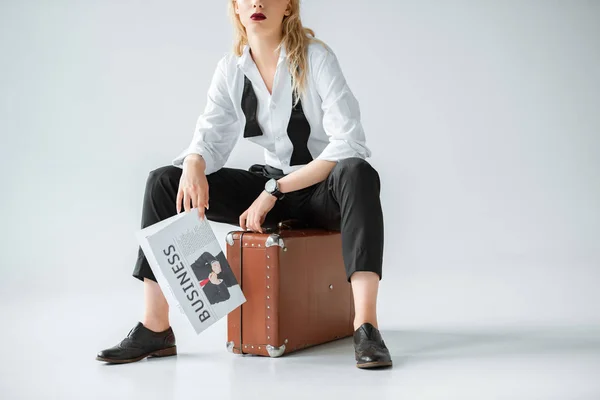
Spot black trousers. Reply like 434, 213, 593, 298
132, 157, 384, 283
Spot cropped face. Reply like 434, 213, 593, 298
211, 260, 222, 274
234, 0, 291, 36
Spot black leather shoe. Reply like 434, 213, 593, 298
353, 322, 393, 369
96, 322, 177, 364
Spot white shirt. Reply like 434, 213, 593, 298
172, 41, 371, 175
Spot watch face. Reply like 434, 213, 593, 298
266, 179, 277, 192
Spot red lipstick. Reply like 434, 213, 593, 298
251, 13, 266, 21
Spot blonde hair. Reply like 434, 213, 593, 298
227, 0, 326, 107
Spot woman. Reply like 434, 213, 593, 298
97, 0, 392, 369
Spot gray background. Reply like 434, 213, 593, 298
1, 1, 599, 399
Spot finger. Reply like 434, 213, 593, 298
251, 214, 261, 233
191, 186, 198, 212
242, 212, 249, 231
196, 192, 204, 220
199, 185, 209, 212
205, 185, 210, 211
250, 213, 260, 233
255, 214, 263, 233
255, 215, 262, 232
183, 189, 191, 213
246, 212, 254, 231
239, 211, 247, 230
176, 188, 183, 214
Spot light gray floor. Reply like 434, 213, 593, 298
2, 288, 600, 400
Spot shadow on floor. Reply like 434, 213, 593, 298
277, 325, 600, 366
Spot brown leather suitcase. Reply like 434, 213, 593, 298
225, 221, 355, 357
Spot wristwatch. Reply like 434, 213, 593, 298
264, 178, 285, 200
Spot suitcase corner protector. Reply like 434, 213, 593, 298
265, 233, 285, 248
226, 232, 235, 246
266, 343, 286, 357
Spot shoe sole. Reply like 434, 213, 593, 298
96, 346, 177, 364
356, 360, 393, 369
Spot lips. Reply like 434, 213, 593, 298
251, 13, 266, 21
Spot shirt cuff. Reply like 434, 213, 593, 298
315, 139, 371, 162
171, 146, 217, 175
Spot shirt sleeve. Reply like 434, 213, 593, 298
313, 48, 372, 162
172, 56, 240, 175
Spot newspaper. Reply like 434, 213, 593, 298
135, 208, 246, 334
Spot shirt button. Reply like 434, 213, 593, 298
270, 102, 276, 110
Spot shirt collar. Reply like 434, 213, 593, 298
237, 42, 287, 70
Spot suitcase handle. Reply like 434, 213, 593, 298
263, 219, 308, 233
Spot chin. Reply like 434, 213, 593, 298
246, 21, 272, 30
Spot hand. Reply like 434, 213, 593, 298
239, 190, 277, 233
208, 272, 223, 285
176, 155, 209, 219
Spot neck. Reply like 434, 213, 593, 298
247, 34, 282, 69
